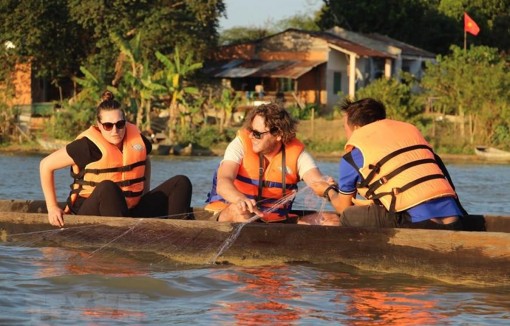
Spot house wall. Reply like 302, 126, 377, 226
357, 57, 373, 88
296, 64, 326, 106
325, 50, 348, 110
258, 31, 329, 108
11, 62, 32, 106
404, 58, 425, 79
5, 61, 66, 107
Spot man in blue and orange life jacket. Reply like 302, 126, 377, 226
204, 103, 339, 225
40, 90, 193, 228
310, 98, 467, 230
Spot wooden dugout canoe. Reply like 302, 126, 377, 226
474, 146, 510, 161
0, 199, 509, 287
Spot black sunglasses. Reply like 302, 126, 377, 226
248, 127, 272, 140
100, 120, 126, 131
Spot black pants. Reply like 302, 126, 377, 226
340, 204, 463, 230
73, 175, 193, 219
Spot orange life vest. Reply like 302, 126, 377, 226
65, 123, 147, 213
344, 119, 456, 213
205, 129, 304, 222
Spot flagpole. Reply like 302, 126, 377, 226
464, 30, 467, 52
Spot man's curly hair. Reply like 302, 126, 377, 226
242, 102, 298, 144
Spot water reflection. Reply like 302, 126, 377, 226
1, 243, 509, 324
341, 287, 442, 325
209, 265, 452, 324
34, 247, 150, 278
212, 266, 303, 324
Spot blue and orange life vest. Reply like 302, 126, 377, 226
65, 123, 147, 213
205, 129, 304, 222
344, 119, 456, 213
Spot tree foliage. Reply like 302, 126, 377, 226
219, 27, 273, 46
437, 0, 510, 51
67, 0, 224, 78
0, 0, 84, 79
274, 13, 321, 32
152, 49, 203, 142
420, 45, 509, 147
219, 13, 320, 45
0, 0, 225, 83
50, 66, 110, 140
354, 73, 422, 122
318, 0, 509, 54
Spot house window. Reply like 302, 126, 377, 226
402, 61, 411, 73
333, 72, 342, 94
278, 78, 295, 92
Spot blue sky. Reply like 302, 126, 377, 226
219, 0, 323, 30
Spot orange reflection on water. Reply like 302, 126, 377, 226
81, 306, 145, 319
343, 287, 443, 325
213, 266, 303, 324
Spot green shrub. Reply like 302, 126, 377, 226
287, 104, 317, 120
302, 139, 345, 154
177, 125, 236, 149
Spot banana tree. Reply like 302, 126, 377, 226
73, 66, 108, 105
110, 31, 146, 129
214, 87, 241, 133
139, 69, 167, 133
152, 48, 202, 143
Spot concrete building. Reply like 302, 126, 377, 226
203, 28, 435, 112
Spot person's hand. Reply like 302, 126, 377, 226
229, 197, 264, 222
47, 205, 65, 227
311, 177, 339, 201
310, 179, 331, 197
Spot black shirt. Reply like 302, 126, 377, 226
66, 134, 152, 169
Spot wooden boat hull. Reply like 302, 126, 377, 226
36, 138, 68, 151
0, 200, 509, 287
475, 146, 510, 161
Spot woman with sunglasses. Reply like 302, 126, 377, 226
204, 103, 338, 225
40, 90, 193, 227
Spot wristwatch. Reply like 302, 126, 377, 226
322, 184, 339, 202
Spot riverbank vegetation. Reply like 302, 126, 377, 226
0, 1, 508, 155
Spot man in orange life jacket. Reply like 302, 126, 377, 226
205, 103, 338, 225
40, 90, 193, 227
311, 98, 465, 230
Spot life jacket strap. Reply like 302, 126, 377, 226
365, 158, 437, 198
85, 159, 146, 174
75, 176, 146, 188
359, 144, 432, 188
370, 173, 446, 213
256, 145, 292, 220
70, 160, 146, 178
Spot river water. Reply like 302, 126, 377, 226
0, 153, 509, 324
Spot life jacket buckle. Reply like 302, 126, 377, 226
368, 163, 380, 173
378, 176, 388, 185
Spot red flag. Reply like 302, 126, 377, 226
464, 12, 480, 36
